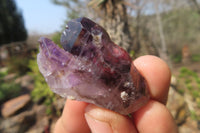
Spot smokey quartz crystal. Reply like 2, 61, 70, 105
37, 17, 149, 115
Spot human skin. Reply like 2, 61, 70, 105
54, 55, 178, 133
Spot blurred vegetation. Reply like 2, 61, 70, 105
162, 8, 200, 57
191, 54, 200, 62
171, 54, 182, 63
51, 0, 200, 64
0, 0, 199, 126
0, 70, 21, 104
28, 33, 63, 115
28, 55, 56, 115
5, 56, 30, 76
178, 67, 200, 120
0, 0, 27, 45
179, 67, 200, 92
0, 55, 31, 104
51, 32, 62, 47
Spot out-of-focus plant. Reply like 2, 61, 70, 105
0, 0, 27, 45
6, 56, 30, 76
0, 70, 21, 104
129, 50, 135, 59
171, 54, 182, 63
51, 32, 62, 47
28, 55, 56, 115
191, 54, 200, 62
178, 67, 200, 120
29, 33, 64, 115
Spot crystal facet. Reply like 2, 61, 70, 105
37, 17, 149, 115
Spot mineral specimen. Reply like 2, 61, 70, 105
37, 17, 149, 115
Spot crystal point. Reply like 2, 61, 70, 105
37, 17, 149, 115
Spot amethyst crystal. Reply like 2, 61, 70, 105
37, 17, 149, 115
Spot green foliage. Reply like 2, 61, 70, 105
6, 56, 30, 76
163, 9, 200, 43
185, 79, 192, 84
181, 66, 200, 120
0, 70, 7, 80
51, 32, 62, 47
191, 54, 200, 62
190, 109, 200, 121
190, 110, 198, 120
171, 54, 182, 63
161, 8, 200, 57
177, 88, 185, 95
178, 67, 200, 111
0, 70, 21, 104
129, 50, 135, 59
28, 55, 56, 115
179, 67, 198, 78
192, 90, 199, 98
0, 0, 27, 45
186, 83, 192, 91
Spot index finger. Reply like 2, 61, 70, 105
132, 55, 171, 104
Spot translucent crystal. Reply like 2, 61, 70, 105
37, 17, 149, 115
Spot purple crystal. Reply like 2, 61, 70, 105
37, 17, 149, 115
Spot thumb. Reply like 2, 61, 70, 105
84, 104, 137, 133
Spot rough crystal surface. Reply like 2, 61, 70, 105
37, 17, 149, 115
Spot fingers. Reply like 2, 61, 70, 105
132, 56, 177, 132
133, 100, 178, 133
133, 55, 171, 104
83, 55, 175, 133
54, 55, 173, 133
85, 104, 137, 133
54, 100, 90, 133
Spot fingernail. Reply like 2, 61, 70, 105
85, 113, 112, 133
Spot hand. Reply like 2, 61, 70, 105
54, 55, 178, 133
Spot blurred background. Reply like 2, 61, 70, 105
0, 0, 200, 132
